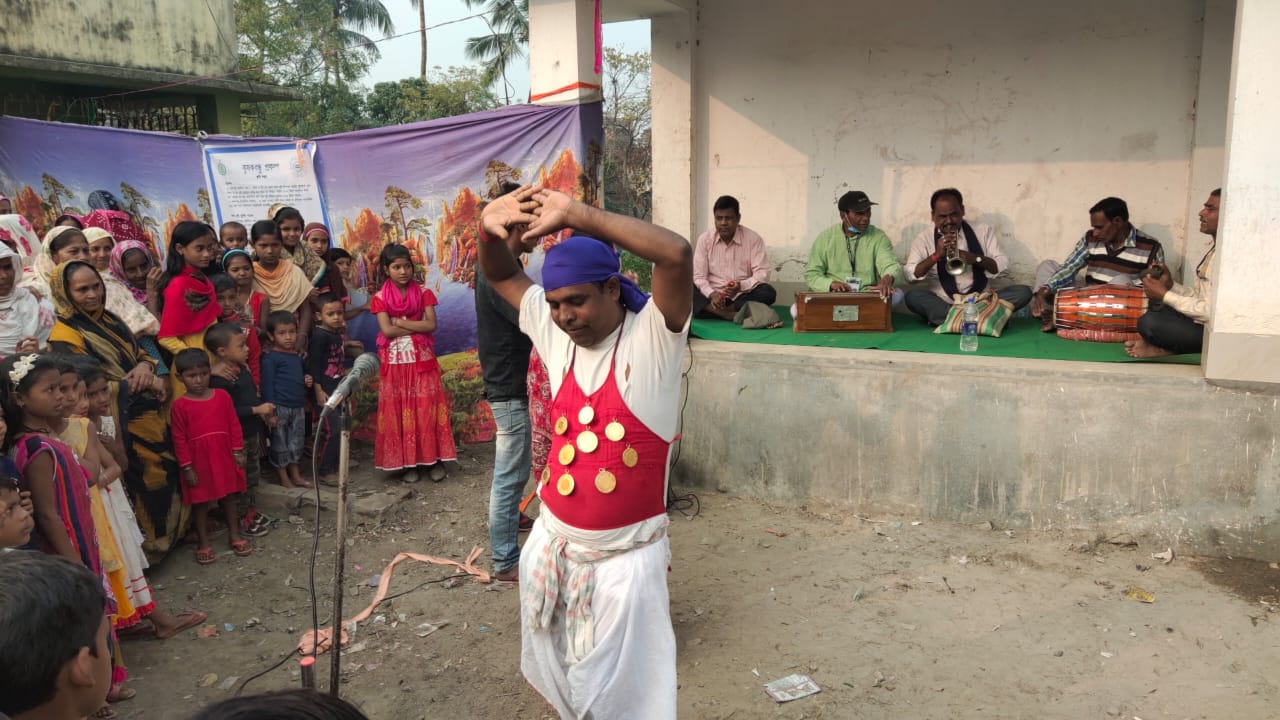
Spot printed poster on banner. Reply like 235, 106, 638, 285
202, 142, 330, 230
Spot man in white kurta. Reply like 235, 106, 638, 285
478, 186, 693, 720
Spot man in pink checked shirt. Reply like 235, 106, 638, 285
691, 195, 777, 319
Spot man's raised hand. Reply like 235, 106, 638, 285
527, 188, 575, 238
481, 184, 541, 241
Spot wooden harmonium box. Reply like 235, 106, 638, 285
793, 292, 893, 333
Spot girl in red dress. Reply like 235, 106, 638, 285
169, 348, 249, 564
370, 244, 456, 483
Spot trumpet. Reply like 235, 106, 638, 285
943, 233, 965, 276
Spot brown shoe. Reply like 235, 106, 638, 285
493, 567, 519, 583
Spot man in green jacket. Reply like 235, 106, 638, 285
803, 191, 903, 306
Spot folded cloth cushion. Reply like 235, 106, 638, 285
734, 301, 782, 329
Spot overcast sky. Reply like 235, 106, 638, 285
364, 1, 650, 100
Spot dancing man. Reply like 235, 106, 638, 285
478, 185, 692, 719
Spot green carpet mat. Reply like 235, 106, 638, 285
690, 307, 1201, 364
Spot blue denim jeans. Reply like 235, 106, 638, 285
488, 399, 532, 573
270, 405, 305, 468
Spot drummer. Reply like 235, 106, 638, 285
803, 191, 903, 305
1030, 196, 1164, 331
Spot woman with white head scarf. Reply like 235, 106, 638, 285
0, 241, 55, 356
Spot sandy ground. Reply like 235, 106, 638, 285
116, 442, 1280, 720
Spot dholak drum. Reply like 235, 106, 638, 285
1053, 284, 1147, 343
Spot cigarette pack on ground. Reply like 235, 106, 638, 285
763, 673, 822, 702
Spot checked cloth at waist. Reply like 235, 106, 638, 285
526, 513, 668, 663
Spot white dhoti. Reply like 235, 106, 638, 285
520, 513, 677, 720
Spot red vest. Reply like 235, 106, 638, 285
538, 320, 670, 530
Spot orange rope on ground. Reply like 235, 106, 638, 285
297, 546, 492, 656
518, 489, 537, 514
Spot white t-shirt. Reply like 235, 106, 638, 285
519, 285, 689, 442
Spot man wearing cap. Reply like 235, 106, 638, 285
478, 185, 691, 720
804, 190, 903, 304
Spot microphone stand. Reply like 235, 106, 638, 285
328, 400, 353, 696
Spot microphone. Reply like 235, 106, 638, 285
323, 353, 380, 411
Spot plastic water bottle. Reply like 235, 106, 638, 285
960, 297, 979, 352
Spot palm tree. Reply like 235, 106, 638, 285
461, 0, 528, 104
410, 0, 427, 80
317, 0, 395, 87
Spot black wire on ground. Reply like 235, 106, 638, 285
667, 335, 700, 518
237, 416, 331, 697
232, 570, 470, 696
236, 648, 300, 696
305, 411, 332, 682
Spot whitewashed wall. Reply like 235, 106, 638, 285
654, 0, 1231, 286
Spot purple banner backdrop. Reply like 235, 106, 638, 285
0, 117, 207, 261
0, 104, 604, 442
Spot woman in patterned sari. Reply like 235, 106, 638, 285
47, 260, 189, 562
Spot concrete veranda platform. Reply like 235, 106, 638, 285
674, 339, 1280, 561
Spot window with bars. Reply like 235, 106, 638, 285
1, 90, 203, 136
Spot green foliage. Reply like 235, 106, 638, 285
619, 251, 653, 292
316, 0, 395, 86
236, 0, 498, 136
237, 0, 329, 85
237, 0, 393, 87
460, 0, 529, 103
602, 48, 652, 220
243, 83, 370, 138
365, 68, 498, 126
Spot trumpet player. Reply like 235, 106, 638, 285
905, 188, 1032, 326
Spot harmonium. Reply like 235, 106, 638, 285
793, 292, 893, 333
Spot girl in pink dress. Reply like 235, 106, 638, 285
370, 244, 456, 483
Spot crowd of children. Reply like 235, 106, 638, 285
0, 203, 458, 717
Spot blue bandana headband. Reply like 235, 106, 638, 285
542, 236, 649, 313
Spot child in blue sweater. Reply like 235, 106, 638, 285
260, 311, 313, 489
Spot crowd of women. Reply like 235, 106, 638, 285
0, 197, 460, 718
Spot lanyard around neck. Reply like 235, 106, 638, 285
843, 232, 860, 275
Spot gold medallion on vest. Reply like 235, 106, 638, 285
545, 403, 642, 497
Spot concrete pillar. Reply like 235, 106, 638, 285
649, 8, 695, 242
1205, 0, 1280, 386
197, 92, 241, 135
1181, 0, 1233, 284
528, 0, 602, 105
